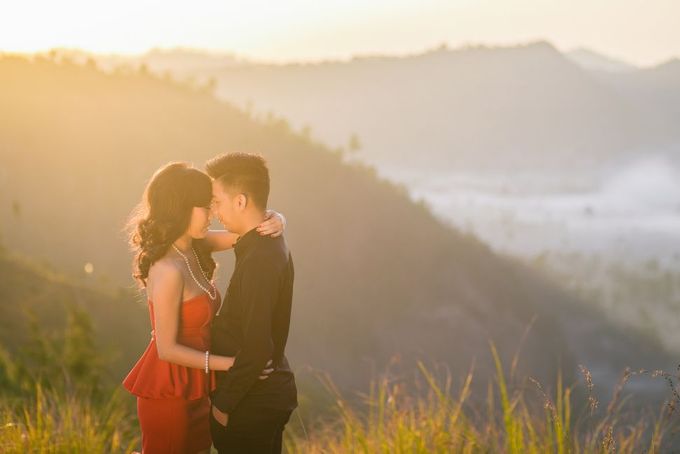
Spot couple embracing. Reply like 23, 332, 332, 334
123, 152, 298, 453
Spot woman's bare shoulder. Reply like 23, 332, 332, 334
147, 256, 184, 294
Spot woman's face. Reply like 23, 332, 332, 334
186, 206, 212, 239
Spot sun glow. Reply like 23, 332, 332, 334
1, 0, 679, 66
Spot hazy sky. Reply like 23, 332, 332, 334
1, 0, 678, 67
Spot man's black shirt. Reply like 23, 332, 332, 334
210, 227, 297, 414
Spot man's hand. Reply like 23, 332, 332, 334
212, 405, 229, 427
210, 359, 272, 428
259, 359, 274, 380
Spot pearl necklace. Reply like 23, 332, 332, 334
172, 244, 217, 301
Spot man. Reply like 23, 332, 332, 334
206, 152, 298, 453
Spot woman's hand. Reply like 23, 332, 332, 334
259, 359, 274, 380
258, 211, 286, 237
212, 355, 235, 371
211, 357, 272, 376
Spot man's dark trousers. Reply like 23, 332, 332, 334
210, 404, 293, 453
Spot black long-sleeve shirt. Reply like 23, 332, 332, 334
209, 227, 298, 414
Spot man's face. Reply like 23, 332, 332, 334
211, 179, 245, 232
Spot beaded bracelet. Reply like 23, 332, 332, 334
205, 350, 210, 374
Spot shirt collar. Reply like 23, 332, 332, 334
234, 227, 260, 260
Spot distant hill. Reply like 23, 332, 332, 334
0, 55, 673, 399
171, 41, 663, 172
33, 47, 248, 77
566, 48, 637, 73
593, 58, 680, 153
113, 41, 680, 173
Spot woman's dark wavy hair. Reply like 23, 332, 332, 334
127, 162, 216, 287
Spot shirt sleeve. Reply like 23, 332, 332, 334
211, 252, 280, 413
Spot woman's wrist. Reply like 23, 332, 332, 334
210, 355, 234, 371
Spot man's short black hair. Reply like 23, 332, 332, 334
205, 152, 270, 210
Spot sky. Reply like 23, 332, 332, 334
1, 0, 679, 67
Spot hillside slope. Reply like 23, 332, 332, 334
0, 56, 673, 397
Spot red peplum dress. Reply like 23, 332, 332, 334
123, 291, 220, 453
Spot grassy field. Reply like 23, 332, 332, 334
283, 343, 677, 453
2, 322, 678, 453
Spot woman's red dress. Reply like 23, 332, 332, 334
123, 292, 219, 453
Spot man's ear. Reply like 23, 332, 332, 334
236, 193, 248, 210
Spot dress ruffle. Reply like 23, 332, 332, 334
123, 341, 216, 399
122, 292, 220, 399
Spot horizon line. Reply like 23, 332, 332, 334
3, 39, 678, 70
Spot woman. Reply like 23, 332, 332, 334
122, 162, 286, 454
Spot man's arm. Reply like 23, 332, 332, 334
211, 253, 280, 414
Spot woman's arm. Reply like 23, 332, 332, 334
205, 210, 287, 252
150, 261, 234, 371
204, 230, 240, 253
